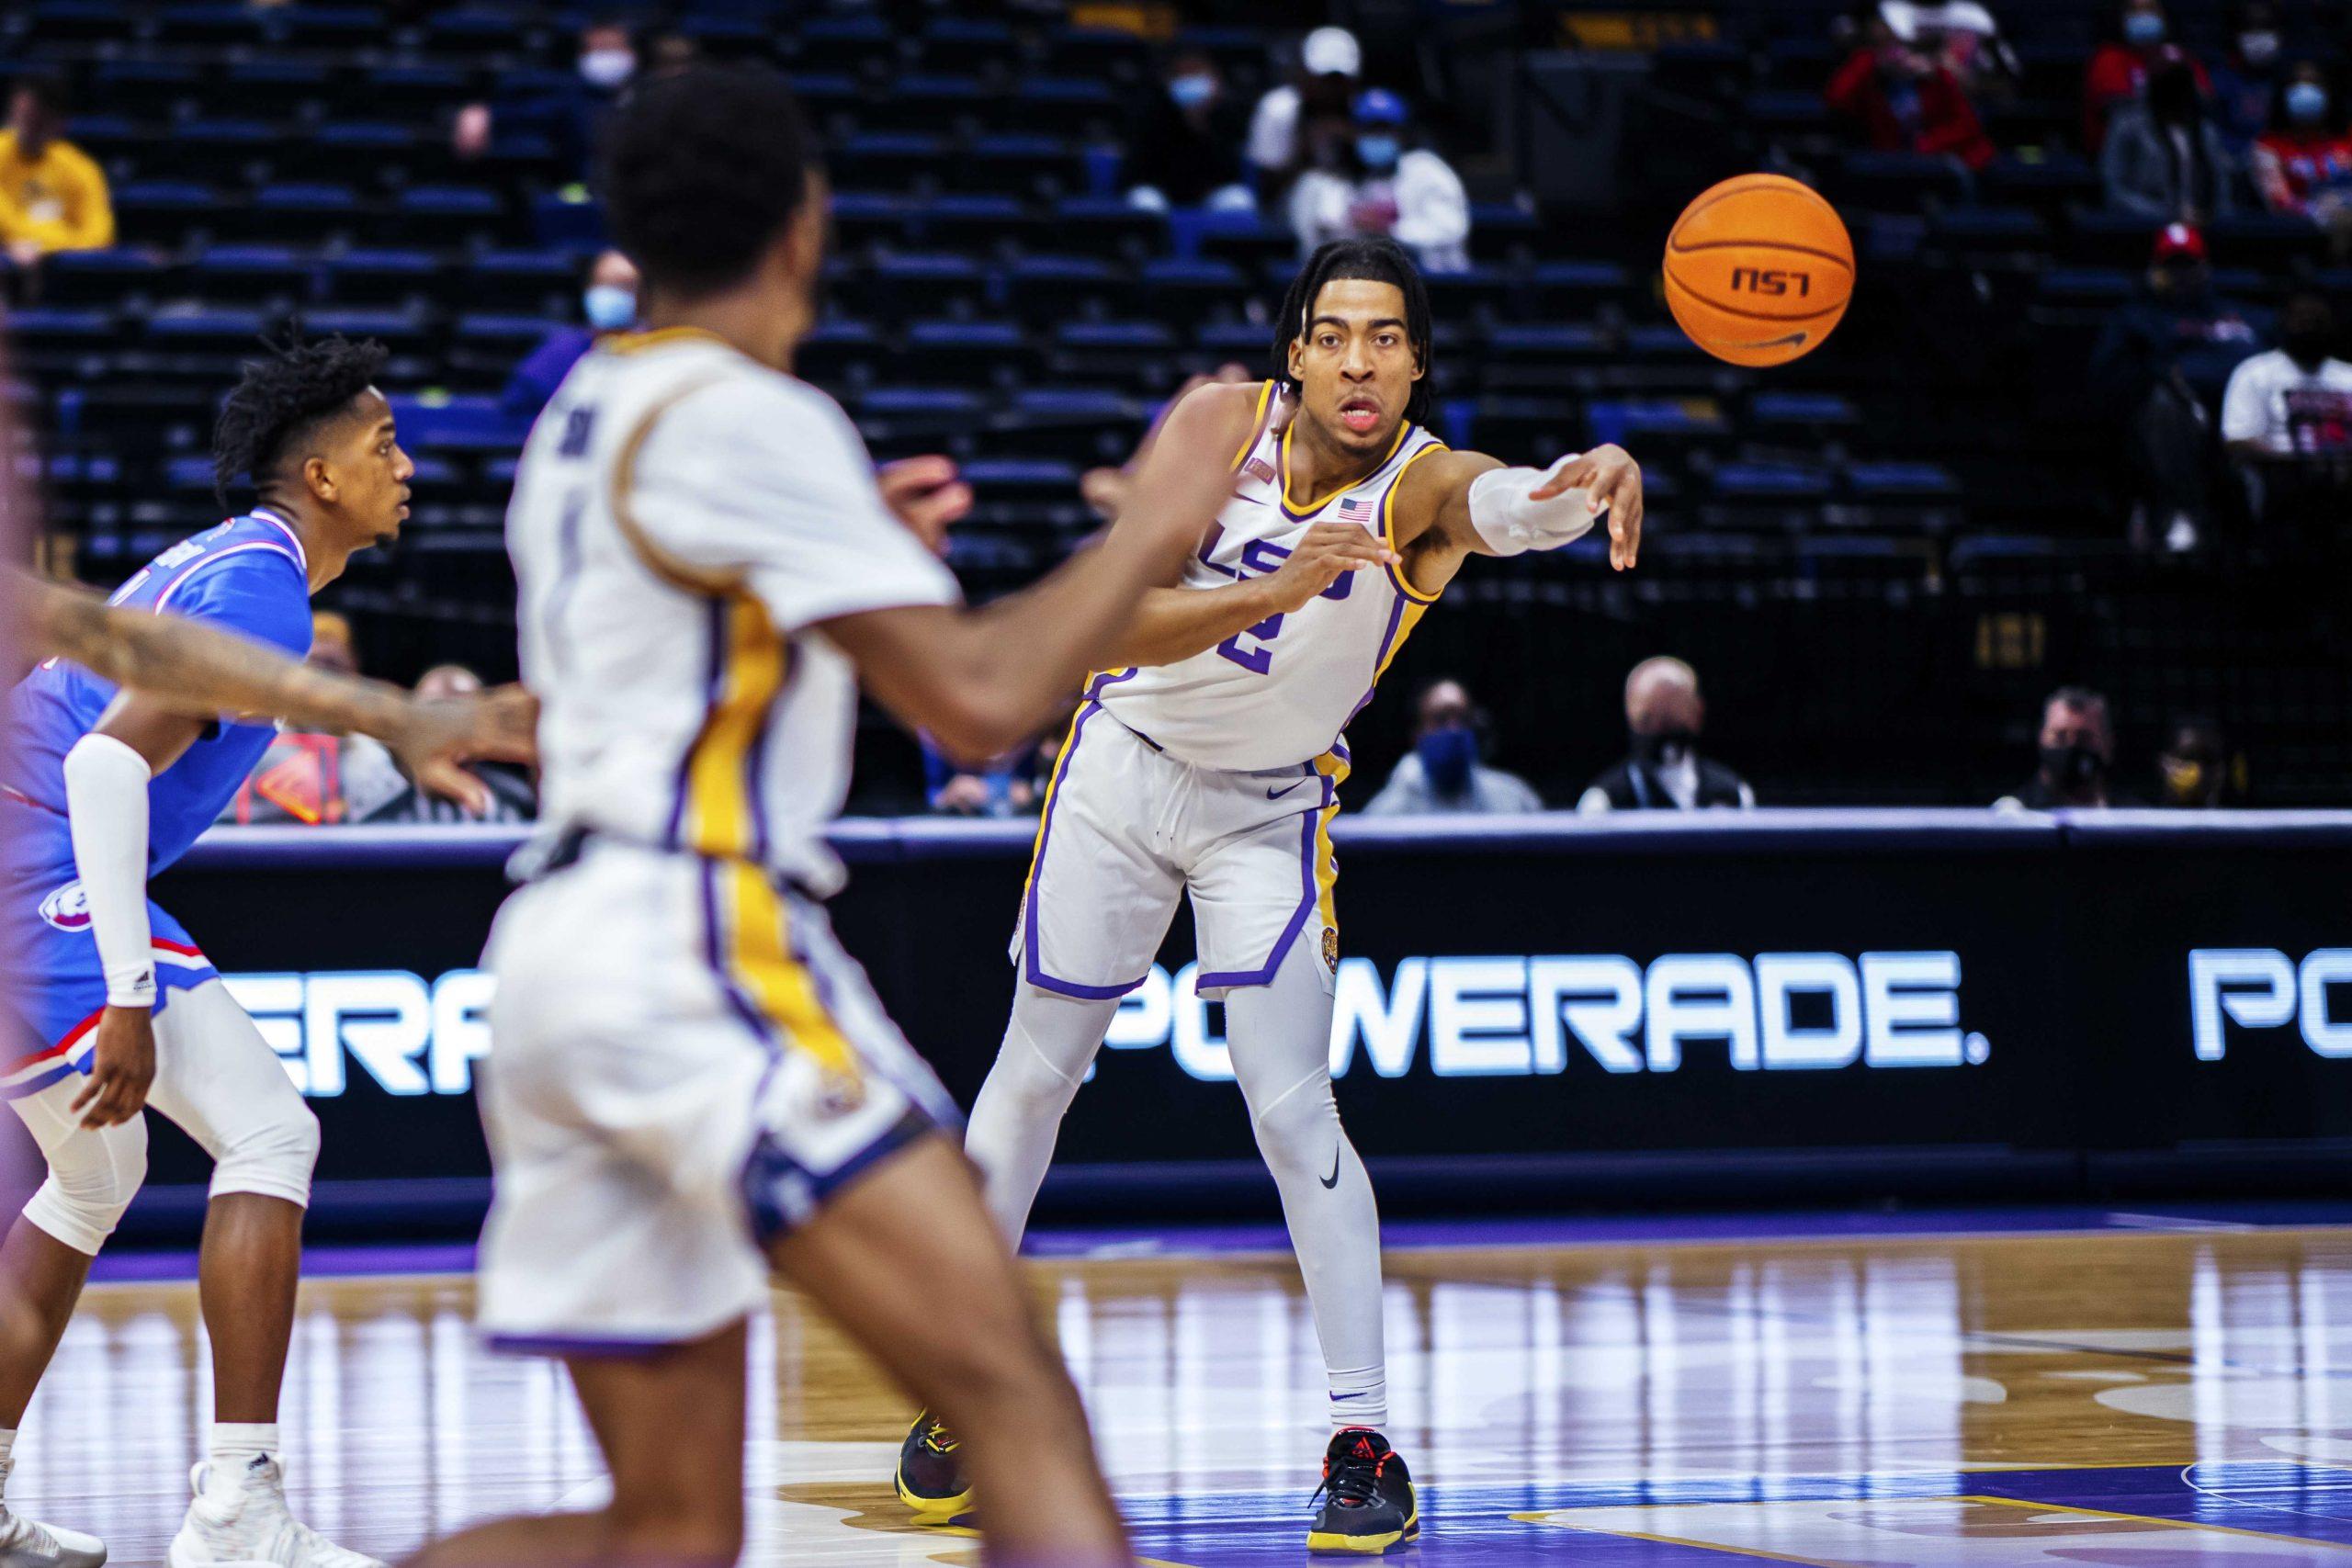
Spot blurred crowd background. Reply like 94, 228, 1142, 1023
3, 0, 2346, 819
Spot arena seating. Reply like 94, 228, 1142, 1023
5, 0, 2346, 807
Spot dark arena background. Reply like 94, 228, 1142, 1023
5, 2, 2352, 1564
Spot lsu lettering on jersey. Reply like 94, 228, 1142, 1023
1095, 381, 1448, 773
0, 509, 312, 1070
504, 328, 959, 895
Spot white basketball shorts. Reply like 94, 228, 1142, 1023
475, 835, 958, 1351
1012, 702, 1342, 1003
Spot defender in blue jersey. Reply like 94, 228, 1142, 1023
0, 338, 408, 1568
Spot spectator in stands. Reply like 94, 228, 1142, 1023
2251, 62, 2352, 258
1996, 685, 2117, 810
923, 731, 1052, 818
376, 664, 536, 823
0, 74, 113, 284
2222, 290, 2352, 458
2085, 0, 2208, 153
1826, 6, 1997, 172
1364, 679, 1544, 816
1287, 88, 1472, 274
1249, 26, 1363, 204
455, 16, 636, 181
1878, 2, 2019, 99
2089, 223, 2266, 550
1577, 658, 1757, 813
2101, 51, 2238, 224
218, 614, 408, 825
500, 249, 639, 423
2210, 1, 2288, 152
2154, 714, 2234, 807
1125, 50, 1255, 214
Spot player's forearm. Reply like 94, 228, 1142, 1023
62, 734, 156, 1009
1105, 581, 1282, 668
27, 574, 414, 739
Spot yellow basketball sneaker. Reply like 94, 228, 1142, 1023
894, 1411, 973, 1524
1307, 1428, 1418, 1554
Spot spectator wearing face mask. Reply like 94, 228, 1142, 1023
453, 17, 636, 183
500, 249, 639, 423
2103, 51, 2239, 224
1287, 88, 1472, 274
1250, 26, 1363, 204
1125, 50, 1255, 213
2252, 63, 2352, 257
2154, 715, 2235, 807
2085, 0, 2208, 153
1826, 4, 1997, 172
2210, 1, 2288, 152
1363, 680, 1543, 816
2088, 224, 2267, 550
1577, 658, 1756, 813
1996, 686, 2118, 811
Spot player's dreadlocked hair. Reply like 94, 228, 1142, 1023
1270, 236, 1434, 427
211, 334, 390, 509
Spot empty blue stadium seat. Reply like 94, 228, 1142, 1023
1013, 389, 1130, 421
401, 187, 501, 216
452, 313, 558, 344
165, 457, 220, 491
1626, 324, 1706, 357
256, 183, 359, 211
1587, 400, 1728, 444
7, 309, 114, 341
1196, 321, 1264, 355
1487, 325, 1603, 356
175, 118, 280, 146
1751, 390, 1860, 426
315, 123, 419, 151
301, 309, 424, 342
116, 181, 216, 209
1930, 208, 2048, 243
1012, 254, 1120, 287
1055, 321, 1173, 350
908, 320, 1025, 350
876, 254, 986, 284
1847, 462, 1961, 497
146, 308, 270, 340
860, 388, 987, 418
389, 394, 528, 450
963, 458, 1080, 490
2036, 268, 2137, 303
1713, 463, 1836, 498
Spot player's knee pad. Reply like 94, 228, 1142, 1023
22, 1116, 149, 1256
1246, 1072, 1342, 1180
208, 1099, 320, 1208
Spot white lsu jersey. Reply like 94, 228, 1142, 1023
504, 329, 960, 895
1095, 381, 1449, 773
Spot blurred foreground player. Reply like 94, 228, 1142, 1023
418, 67, 1239, 1568
0, 336, 412, 1568
916, 236, 1645, 1554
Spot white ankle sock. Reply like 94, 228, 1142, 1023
209, 1422, 278, 1482
1329, 1367, 1386, 1432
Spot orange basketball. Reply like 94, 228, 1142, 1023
1662, 174, 1854, 367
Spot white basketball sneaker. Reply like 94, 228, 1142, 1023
167, 1457, 382, 1568
0, 1461, 103, 1568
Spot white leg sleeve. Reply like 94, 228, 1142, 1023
963, 985, 1119, 1247
143, 981, 319, 1208
1223, 929, 1387, 1430
8, 1077, 148, 1257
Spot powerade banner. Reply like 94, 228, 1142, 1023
124, 811, 2352, 1201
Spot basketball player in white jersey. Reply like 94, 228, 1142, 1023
899, 236, 1645, 1554
405, 67, 1257, 1568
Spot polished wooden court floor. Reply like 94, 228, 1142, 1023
11, 1221, 2352, 1564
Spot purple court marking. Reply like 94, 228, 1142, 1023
83, 1201, 2352, 1283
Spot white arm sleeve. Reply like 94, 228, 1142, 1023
62, 733, 155, 1009
1465, 458, 1600, 557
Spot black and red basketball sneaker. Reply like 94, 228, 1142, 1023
1307, 1427, 1418, 1553
894, 1411, 972, 1524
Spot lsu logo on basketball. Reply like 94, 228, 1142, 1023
38, 881, 92, 932
1730, 266, 1813, 298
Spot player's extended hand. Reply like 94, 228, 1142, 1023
1261, 523, 1400, 614
877, 456, 975, 558
1532, 444, 1645, 570
389, 684, 538, 815
73, 1007, 155, 1129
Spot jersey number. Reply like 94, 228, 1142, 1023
1215, 538, 1351, 676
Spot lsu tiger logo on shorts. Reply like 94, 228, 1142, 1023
1322, 926, 1339, 972
38, 880, 91, 933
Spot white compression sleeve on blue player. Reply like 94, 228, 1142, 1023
62, 733, 155, 1009
1465, 458, 1600, 557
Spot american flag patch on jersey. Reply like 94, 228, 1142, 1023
1244, 457, 1276, 483
1338, 496, 1376, 522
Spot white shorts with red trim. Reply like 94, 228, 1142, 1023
1, 876, 217, 1095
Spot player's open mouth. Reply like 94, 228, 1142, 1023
1339, 398, 1381, 434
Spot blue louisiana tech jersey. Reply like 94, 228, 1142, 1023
0, 510, 311, 1071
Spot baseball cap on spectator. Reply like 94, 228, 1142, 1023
1354, 87, 1408, 126
1302, 26, 1362, 79
2153, 222, 2206, 262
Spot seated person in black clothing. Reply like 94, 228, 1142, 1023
1996, 684, 2119, 810
1125, 49, 1256, 213
1577, 657, 1756, 812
